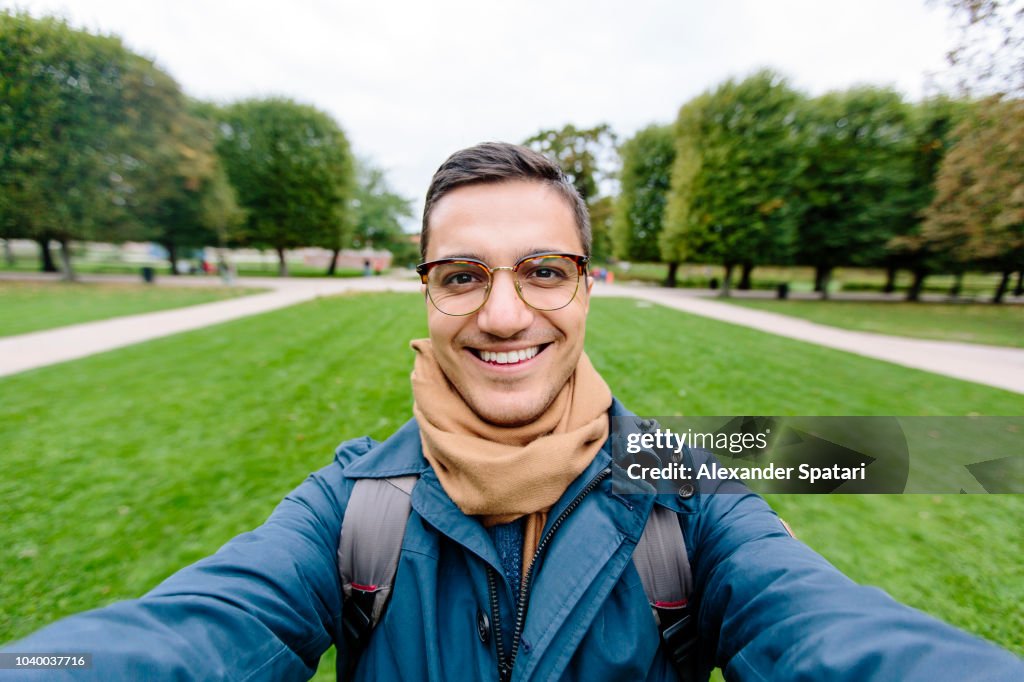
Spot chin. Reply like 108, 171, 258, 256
467, 392, 551, 427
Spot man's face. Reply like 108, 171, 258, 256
423, 180, 591, 427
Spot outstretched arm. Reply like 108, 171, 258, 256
0, 463, 350, 681
688, 481, 1023, 681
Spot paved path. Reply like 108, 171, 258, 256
1, 274, 1022, 394
602, 285, 1024, 395
0, 275, 419, 377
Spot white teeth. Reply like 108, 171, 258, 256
480, 346, 540, 364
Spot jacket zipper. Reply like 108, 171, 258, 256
487, 468, 611, 682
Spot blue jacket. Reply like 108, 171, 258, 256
3, 400, 1022, 680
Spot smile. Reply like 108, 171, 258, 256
469, 344, 548, 365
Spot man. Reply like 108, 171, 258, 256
2, 143, 1021, 681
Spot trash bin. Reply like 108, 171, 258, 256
777, 283, 789, 299
141, 266, 155, 284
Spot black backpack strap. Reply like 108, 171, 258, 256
338, 475, 416, 674
634, 503, 699, 682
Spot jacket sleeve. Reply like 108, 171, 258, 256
0, 462, 351, 682
686, 470, 1024, 681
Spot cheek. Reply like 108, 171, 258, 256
427, 311, 464, 351
549, 308, 588, 348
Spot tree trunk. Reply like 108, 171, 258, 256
738, 263, 754, 290
992, 270, 1011, 304
276, 247, 289, 277
1014, 270, 1023, 297
949, 271, 963, 299
2, 239, 14, 266
58, 239, 76, 281
906, 269, 927, 302
664, 261, 679, 288
167, 242, 180, 276
814, 265, 832, 300
326, 248, 340, 276
37, 238, 58, 272
883, 266, 897, 294
720, 263, 734, 298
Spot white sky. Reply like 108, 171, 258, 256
9, 0, 957, 224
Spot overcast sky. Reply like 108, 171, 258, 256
11, 0, 957, 221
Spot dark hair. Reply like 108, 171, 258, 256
420, 142, 591, 260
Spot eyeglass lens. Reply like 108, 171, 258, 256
426, 255, 580, 315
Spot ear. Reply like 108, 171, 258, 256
580, 274, 594, 314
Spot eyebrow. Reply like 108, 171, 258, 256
435, 248, 570, 263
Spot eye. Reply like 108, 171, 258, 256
441, 270, 486, 286
521, 259, 573, 283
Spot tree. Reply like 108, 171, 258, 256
885, 97, 972, 300
661, 71, 803, 294
793, 87, 916, 298
349, 158, 414, 272
116, 73, 239, 274
524, 123, 618, 260
920, 97, 1024, 302
929, 1, 1024, 299
661, 96, 708, 288
612, 124, 675, 268
215, 98, 354, 276
0, 12, 140, 278
0, 11, 220, 279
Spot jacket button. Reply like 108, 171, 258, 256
678, 482, 695, 499
476, 609, 490, 644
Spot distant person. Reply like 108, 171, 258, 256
218, 258, 235, 285
363, 258, 372, 277
2, 143, 1021, 681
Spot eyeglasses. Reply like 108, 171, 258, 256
416, 252, 589, 316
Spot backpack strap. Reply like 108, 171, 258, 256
338, 475, 417, 673
338, 475, 698, 681
634, 503, 699, 682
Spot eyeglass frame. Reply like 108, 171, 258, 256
415, 251, 591, 316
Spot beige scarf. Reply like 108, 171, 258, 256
410, 338, 611, 575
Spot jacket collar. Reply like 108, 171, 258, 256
341, 417, 428, 479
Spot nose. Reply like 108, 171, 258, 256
475, 270, 534, 338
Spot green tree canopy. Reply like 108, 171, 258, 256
214, 98, 354, 276
885, 96, 973, 299
118, 79, 239, 274
0, 11, 228, 278
661, 70, 804, 293
612, 124, 675, 264
793, 86, 916, 296
0, 12, 138, 276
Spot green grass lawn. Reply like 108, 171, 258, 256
1, 294, 1021, 678
0, 281, 265, 337
723, 298, 1024, 348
